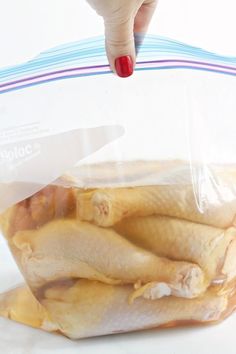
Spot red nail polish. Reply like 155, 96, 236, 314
115, 56, 133, 78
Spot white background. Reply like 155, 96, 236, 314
1, 0, 236, 353
0, 0, 236, 67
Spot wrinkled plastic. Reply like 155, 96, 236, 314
1, 34, 236, 339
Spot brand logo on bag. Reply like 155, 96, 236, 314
0, 143, 41, 166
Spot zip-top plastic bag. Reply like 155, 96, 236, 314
1, 33, 236, 339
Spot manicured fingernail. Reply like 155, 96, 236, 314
115, 56, 133, 78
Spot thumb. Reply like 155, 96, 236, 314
104, 16, 136, 78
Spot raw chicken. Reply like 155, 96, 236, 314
77, 185, 236, 228
1, 160, 236, 339
115, 216, 236, 284
0, 185, 76, 239
0, 280, 231, 339
12, 219, 207, 299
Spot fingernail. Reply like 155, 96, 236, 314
115, 56, 133, 78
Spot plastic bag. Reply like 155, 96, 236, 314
1, 34, 236, 339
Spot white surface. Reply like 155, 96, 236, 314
1, 0, 236, 353
1, 0, 236, 67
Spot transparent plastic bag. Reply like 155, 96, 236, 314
1, 34, 236, 339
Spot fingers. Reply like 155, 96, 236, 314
104, 1, 158, 76
134, 0, 158, 33
134, 0, 158, 51
86, 0, 158, 77
104, 16, 136, 77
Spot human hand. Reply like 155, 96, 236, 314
86, 0, 158, 77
